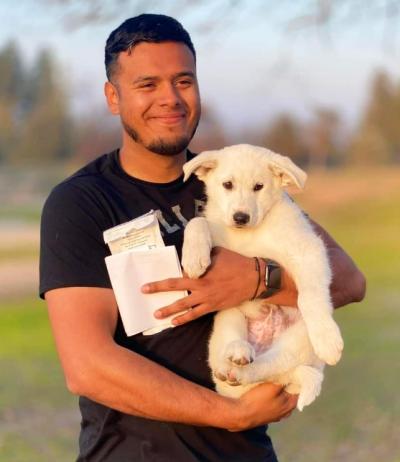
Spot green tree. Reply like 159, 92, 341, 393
0, 41, 24, 103
262, 114, 306, 165
349, 123, 390, 166
306, 109, 341, 169
349, 70, 399, 165
12, 49, 74, 164
0, 41, 24, 162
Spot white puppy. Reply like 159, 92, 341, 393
182, 144, 344, 411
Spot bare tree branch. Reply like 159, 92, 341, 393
37, 0, 400, 50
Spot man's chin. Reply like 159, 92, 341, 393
147, 137, 191, 157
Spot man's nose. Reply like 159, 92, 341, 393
159, 83, 181, 106
233, 212, 250, 225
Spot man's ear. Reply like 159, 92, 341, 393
183, 150, 219, 182
268, 152, 307, 189
104, 81, 120, 115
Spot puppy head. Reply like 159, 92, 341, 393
184, 144, 307, 228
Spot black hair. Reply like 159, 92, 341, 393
105, 14, 196, 81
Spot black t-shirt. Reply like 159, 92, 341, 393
40, 150, 278, 462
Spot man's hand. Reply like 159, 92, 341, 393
141, 247, 298, 325
229, 383, 298, 432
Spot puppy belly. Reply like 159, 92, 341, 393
247, 304, 302, 354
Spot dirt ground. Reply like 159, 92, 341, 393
290, 166, 400, 212
0, 259, 39, 298
0, 225, 39, 299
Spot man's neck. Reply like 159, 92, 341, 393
119, 139, 187, 184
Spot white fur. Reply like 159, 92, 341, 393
182, 144, 344, 411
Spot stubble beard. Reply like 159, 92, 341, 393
122, 118, 200, 157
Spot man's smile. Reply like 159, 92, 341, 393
149, 112, 187, 126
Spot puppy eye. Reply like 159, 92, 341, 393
253, 183, 264, 191
223, 181, 233, 190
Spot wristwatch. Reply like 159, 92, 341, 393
257, 259, 281, 299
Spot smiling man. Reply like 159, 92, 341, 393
40, 14, 365, 462
105, 40, 201, 163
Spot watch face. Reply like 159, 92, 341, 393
257, 259, 281, 299
267, 260, 281, 290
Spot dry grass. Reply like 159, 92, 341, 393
292, 166, 400, 214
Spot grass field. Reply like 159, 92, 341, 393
0, 168, 399, 461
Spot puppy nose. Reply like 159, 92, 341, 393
233, 212, 250, 225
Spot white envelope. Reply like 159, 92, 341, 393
105, 246, 187, 336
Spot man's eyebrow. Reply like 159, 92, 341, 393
132, 71, 196, 85
174, 71, 195, 78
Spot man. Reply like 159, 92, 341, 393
40, 14, 366, 462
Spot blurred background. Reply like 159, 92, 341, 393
0, 1, 399, 461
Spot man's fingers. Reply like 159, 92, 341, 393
153, 294, 199, 319
171, 304, 211, 325
142, 277, 193, 294
281, 409, 295, 420
283, 392, 298, 411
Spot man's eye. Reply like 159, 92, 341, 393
253, 183, 264, 191
223, 181, 233, 190
139, 83, 155, 89
176, 79, 192, 87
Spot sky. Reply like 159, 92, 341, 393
1, 0, 399, 136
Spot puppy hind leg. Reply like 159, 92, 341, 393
240, 322, 313, 383
209, 308, 255, 383
231, 345, 300, 386
287, 365, 324, 412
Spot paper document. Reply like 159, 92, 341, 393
105, 246, 187, 336
103, 210, 164, 254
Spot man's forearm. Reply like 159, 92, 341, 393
69, 340, 236, 429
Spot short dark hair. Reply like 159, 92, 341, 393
105, 14, 196, 81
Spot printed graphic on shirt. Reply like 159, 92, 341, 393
155, 199, 206, 236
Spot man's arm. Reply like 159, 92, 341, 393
142, 222, 366, 325
46, 286, 297, 431
309, 219, 366, 308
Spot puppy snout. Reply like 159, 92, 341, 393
233, 212, 250, 226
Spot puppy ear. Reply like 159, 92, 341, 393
183, 150, 219, 182
268, 152, 307, 189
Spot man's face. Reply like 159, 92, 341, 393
106, 41, 201, 156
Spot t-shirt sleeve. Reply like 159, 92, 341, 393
39, 182, 112, 299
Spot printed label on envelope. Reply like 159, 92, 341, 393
103, 210, 164, 254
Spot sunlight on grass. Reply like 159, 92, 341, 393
0, 298, 79, 462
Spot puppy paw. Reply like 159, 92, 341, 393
214, 364, 243, 386
308, 317, 344, 365
214, 364, 241, 386
224, 340, 255, 366
181, 244, 211, 279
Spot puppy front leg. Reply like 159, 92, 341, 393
182, 217, 212, 278
209, 308, 255, 384
289, 236, 344, 365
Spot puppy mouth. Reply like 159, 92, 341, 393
230, 220, 251, 229
233, 223, 248, 229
